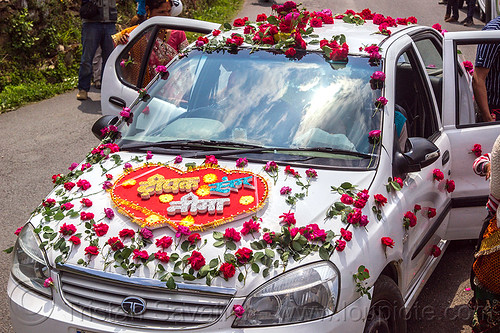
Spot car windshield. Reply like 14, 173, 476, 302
117, 49, 383, 168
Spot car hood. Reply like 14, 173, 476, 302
33, 151, 375, 296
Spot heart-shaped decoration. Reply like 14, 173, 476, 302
110, 164, 269, 231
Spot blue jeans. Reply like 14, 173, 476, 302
77, 22, 116, 92
466, 0, 476, 20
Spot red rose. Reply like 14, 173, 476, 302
188, 233, 201, 244
381, 237, 395, 248
85, 245, 99, 256
374, 194, 387, 206
431, 245, 442, 257
133, 249, 149, 260
354, 199, 367, 209
256, 13, 267, 22
340, 228, 352, 241
235, 247, 253, 264
336, 239, 346, 252
212, 29, 221, 36
284, 47, 297, 57
445, 179, 455, 193
64, 182, 76, 190
80, 198, 93, 207
428, 207, 437, 218
472, 144, 482, 157
59, 223, 77, 236
241, 219, 260, 235
43, 198, 56, 207
155, 251, 170, 263
187, 251, 206, 270
155, 236, 173, 249
224, 228, 241, 242
93, 223, 109, 237
263, 232, 274, 244
414, 204, 421, 212
279, 212, 296, 226
69, 236, 81, 245
233, 17, 248, 27
219, 262, 236, 279
403, 211, 417, 228
52, 174, 63, 183
80, 212, 94, 220
310, 17, 323, 27
341, 194, 354, 205
394, 177, 404, 188
119, 229, 135, 238
107, 237, 124, 251
433, 169, 444, 182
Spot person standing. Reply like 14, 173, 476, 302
77, 0, 117, 100
444, 0, 460, 22
472, 16, 500, 122
462, 0, 476, 26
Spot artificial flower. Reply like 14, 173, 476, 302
241, 219, 260, 235
341, 194, 354, 205
64, 182, 75, 191
175, 225, 191, 238
204, 155, 218, 165
471, 144, 482, 157
428, 207, 437, 218
80, 212, 94, 221
14, 226, 23, 236
69, 162, 79, 171
236, 157, 248, 168
431, 245, 442, 257
306, 168, 318, 178
224, 228, 241, 242
146, 151, 153, 160
336, 239, 347, 252
263, 232, 275, 244
212, 29, 221, 36
280, 186, 292, 195
43, 277, 54, 288
42, 198, 56, 207
60, 202, 74, 211
433, 168, 444, 181
403, 211, 417, 229
76, 179, 91, 190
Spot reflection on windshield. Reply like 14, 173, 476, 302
118, 49, 382, 167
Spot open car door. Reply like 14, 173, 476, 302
101, 16, 220, 116
442, 30, 500, 240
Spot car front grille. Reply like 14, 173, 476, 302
58, 266, 233, 329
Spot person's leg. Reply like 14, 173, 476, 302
100, 22, 117, 84
445, 2, 452, 18
92, 46, 102, 88
452, 0, 459, 19
78, 22, 100, 93
466, 0, 476, 23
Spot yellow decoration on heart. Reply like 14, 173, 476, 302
122, 179, 137, 188
203, 173, 218, 183
159, 194, 174, 203
196, 185, 211, 197
239, 196, 255, 205
179, 215, 195, 227
146, 214, 161, 224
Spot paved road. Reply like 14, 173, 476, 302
0, 0, 487, 332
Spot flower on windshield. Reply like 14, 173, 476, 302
236, 157, 248, 168
204, 155, 218, 166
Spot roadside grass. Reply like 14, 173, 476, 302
0, 0, 244, 114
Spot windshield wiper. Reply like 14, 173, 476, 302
120, 140, 264, 151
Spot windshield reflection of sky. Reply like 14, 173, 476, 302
123, 50, 381, 155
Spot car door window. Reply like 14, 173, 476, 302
117, 26, 157, 88
395, 48, 439, 142
413, 37, 444, 116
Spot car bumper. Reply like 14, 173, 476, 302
8, 273, 370, 333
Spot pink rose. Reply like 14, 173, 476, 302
233, 304, 245, 318
155, 236, 173, 249
336, 239, 346, 252
59, 223, 77, 236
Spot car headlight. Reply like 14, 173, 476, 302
11, 223, 52, 298
233, 261, 339, 327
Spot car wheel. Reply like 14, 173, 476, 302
363, 275, 407, 333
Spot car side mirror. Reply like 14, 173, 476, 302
393, 137, 440, 175
92, 115, 119, 140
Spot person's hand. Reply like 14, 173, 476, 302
485, 162, 491, 180
118, 33, 130, 45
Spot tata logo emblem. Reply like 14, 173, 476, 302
121, 296, 146, 315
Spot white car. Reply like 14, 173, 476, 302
9, 7, 500, 333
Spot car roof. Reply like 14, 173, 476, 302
217, 19, 425, 56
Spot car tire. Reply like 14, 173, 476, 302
363, 275, 407, 333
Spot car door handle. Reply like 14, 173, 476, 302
442, 150, 450, 166
109, 96, 127, 108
